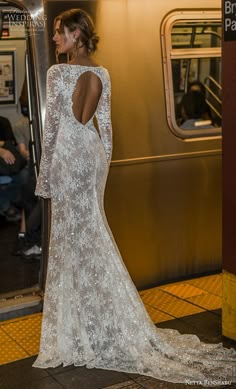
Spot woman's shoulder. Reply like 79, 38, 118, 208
47, 64, 73, 82
98, 66, 111, 83
47, 64, 63, 78
99, 65, 109, 74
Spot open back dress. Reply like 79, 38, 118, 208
33, 64, 236, 386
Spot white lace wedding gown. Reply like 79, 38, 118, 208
33, 64, 236, 385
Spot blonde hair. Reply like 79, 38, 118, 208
55, 8, 99, 53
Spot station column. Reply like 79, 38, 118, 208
222, 0, 236, 341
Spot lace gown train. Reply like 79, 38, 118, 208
33, 64, 236, 386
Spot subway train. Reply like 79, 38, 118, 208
0, 0, 222, 319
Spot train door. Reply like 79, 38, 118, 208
0, 1, 47, 320
0, 0, 98, 320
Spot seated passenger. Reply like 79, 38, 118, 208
13, 115, 30, 162
13, 200, 42, 261
188, 80, 214, 123
12, 80, 42, 258
188, 80, 206, 95
15, 76, 30, 162
0, 116, 27, 220
176, 80, 213, 126
0, 116, 17, 174
179, 90, 214, 130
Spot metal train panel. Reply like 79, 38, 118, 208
0, 0, 222, 296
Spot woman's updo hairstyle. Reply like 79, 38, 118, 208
56, 9, 99, 53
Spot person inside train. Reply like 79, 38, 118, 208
12, 79, 42, 260
14, 76, 31, 164
176, 80, 213, 127
0, 115, 16, 189
32, 7, 235, 385
13, 162, 42, 260
0, 116, 27, 221
179, 90, 214, 130
13, 115, 30, 162
13, 198, 42, 261
12, 85, 31, 230
188, 80, 206, 95
188, 80, 213, 121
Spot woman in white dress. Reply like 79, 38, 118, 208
33, 8, 236, 385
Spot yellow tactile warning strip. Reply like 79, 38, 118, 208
0, 273, 222, 366
144, 305, 175, 323
140, 288, 180, 305
155, 299, 205, 318
186, 294, 222, 310
159, 283, 207, 298
0, 314, 42, 365
187, 274, 222, 296
17, 335, 41, 356
2, 315, 42, 341
0, 340, 28, 365
0, 327, 12, 344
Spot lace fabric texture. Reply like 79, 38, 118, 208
34, 64, 236, 386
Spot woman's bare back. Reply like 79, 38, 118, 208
72, 70, 102, 126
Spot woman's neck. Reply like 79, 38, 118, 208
69, 45, 88, 62
69, 50, 98, 67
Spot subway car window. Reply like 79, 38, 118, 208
171, 20, 221, 48
161, 11, 222, 138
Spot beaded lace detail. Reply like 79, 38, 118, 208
34, 64, 236, 385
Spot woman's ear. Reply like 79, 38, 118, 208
73, 28, 80, 40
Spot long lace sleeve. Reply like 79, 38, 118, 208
35, 65, 62, 198
96, 70, 112, 164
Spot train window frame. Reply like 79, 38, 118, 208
161, 10, 222, 140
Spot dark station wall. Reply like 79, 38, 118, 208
222, 0, 236, 276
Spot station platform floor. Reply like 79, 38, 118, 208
0, 273, 235, 389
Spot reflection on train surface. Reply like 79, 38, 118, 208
0, 0, 222, 320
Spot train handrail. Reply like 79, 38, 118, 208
204, 76, 222, 119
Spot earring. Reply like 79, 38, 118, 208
72, 37, 76, 44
